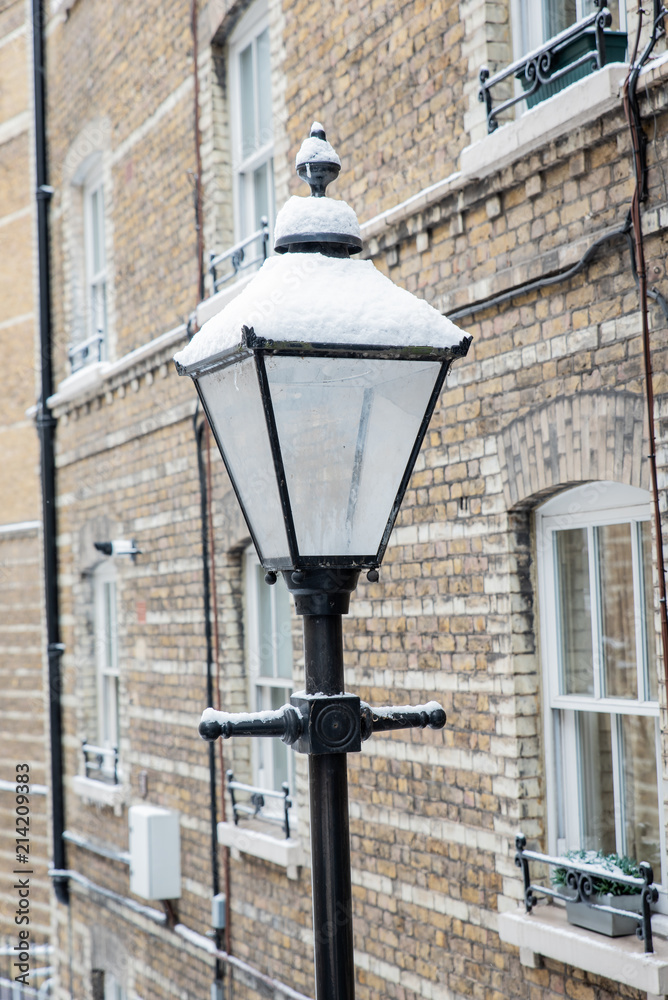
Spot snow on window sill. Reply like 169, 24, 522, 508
499, 902, 668, 996
72, 775, 128, 816
460, 62, 628, 182
48, 361, 109, 409
217, 821, 305, 880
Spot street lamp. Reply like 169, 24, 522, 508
174, 123, 471, 1000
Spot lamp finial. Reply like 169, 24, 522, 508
272, 123, 362, 256
295, 121, 341, 198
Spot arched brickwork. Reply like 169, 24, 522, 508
497, 391, 649, 511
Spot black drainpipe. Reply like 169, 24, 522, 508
32, 0, 68, 904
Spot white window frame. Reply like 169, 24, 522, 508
82, 158, 108, 361
93, 560, 120, 761
512, 0, 627, 59
228, 0, 275, 243
536, 482, 665, 888
103, 974, 126, 1000
244, 546, 295, 802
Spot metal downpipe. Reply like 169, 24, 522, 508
32, 0, 68, 905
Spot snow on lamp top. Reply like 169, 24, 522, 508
274, 122, 362, 254
294, 121, 341, 199
295, 122, 341, 171
274, 196, 361, 248
173, 254, 471, 370
173, 122, 472, 372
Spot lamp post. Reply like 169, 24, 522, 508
174, 123, 471, 1000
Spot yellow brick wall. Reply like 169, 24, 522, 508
283, 0, 473, 219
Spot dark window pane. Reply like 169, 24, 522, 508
640, 521, 658, 701
598, 523, 637, 699
240, 43, 255, 159
543, 0, 577, 39
620, 714, 660, 871
578, 711, 616, 855
555, 529, 593, 695
256, 27, 271, 143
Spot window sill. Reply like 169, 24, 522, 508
48, 361, 109, 409
499, 902, 668, 997
217, 821, 304, 880
460, 61, 628, 182
71, 775, 127, 815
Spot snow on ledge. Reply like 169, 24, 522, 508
47, 361, 109, 409
72, 775, 128, 816
217, 821, 304, 879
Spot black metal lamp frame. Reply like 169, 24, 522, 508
176, 325, 471, 574
177, 121, 472, 1000
180, 324, 471, 999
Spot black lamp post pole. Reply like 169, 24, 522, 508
303, 611, 355, 1000
284, 567, 362, 1000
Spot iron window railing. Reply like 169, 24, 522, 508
226, 769, 292, 839
479, 7, 616, 133
514, 833, 659, 953
68, 331, 104, 373
208, 218, 270, 294
82, 741, 119, 785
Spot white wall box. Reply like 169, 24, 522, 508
128, 804, 181, 900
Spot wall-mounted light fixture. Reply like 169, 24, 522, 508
94, 539, 141, 559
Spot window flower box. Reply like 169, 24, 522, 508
565, 891, 645, 937
552, 850, 656, 939
516, 30, 628, 108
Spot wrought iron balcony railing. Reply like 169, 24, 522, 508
68, 332, 104, 373
226, 769, 292, 839
82, 741, 119, 785
479, 7, 617, 134
514, 834, 658, 953
208, 218, 270, 294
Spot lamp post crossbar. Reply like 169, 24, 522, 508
199, 696, 446, 749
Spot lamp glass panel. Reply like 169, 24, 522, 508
265, 356, 440, 557
198, 357, 290, 562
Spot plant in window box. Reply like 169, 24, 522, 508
551, 850, 657, 937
